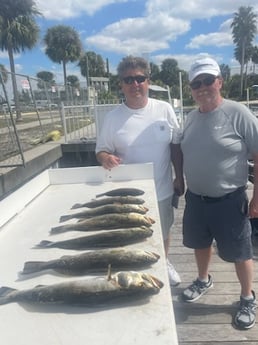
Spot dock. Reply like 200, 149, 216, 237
169, 185, 258, 344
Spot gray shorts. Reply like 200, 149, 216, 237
183, 188, 253, 262
158, 196, 174, 241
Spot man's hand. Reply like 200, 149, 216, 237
173, 177, 185, 196
249, 197, 258, 218
96, 152, 122, 170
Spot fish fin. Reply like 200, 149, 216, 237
59, 215, 71, 222
71, 203, 82, 209
107, 264, 112, 280
148, 217, 155, 224
95, 192, 105, 198
33, 240, 53, 248
22, 261, 44, 274
0, 286, 16, 297
50, 225, 66, 234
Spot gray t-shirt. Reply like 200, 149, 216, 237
181, 99, 258, 197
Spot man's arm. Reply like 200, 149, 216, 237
248, 153, 258, 218
170, 143, 185, 196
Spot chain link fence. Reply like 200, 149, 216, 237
0, 71, 88, 168
0, 71, 120, 168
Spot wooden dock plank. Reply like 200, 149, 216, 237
168, 185, 258, 344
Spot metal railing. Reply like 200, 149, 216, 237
60, 103, 118, 143
0, 71, 88, 168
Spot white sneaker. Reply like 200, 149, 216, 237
167, 259, 181, 286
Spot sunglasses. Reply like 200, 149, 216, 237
122, 75, 148, 85
190, 75, 218, 90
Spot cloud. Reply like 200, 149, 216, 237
35, 0, 129, 18
185, 18, 233, 49
152, 53, 223, 72
186, 32, 232, 49
85, 13, 190, 55
146, 0, 258, 20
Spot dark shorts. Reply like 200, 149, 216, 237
183, 188, 253, 262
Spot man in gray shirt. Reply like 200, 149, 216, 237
180, 57, 258, 330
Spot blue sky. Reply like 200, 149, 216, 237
1, 0, 258, 83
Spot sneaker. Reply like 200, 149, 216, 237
234, 291, 257, 330
167, 260, 181, 286
182, 274, 213, 302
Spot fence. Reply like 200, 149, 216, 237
61, 103, 117, 144
0, 70, 93, 168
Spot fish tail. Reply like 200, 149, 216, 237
50, 225, 66, 234
59, 215, 71, 222
71, 203, 82, 209
0, 286, 16, 305
95, 192, 105, 198
22, 261, 45, 274
34, 240, 54, 248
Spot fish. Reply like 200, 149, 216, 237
96, 187, 144, 198
0, 270, 164, 306
35, 227, 153, 250
71, 196, 145, 209
21, 248, 160, 276
60, 204, 149, 222
51, 213, 155, 234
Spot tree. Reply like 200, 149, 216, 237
36, 71, 55, 89
251, 46, 258, 74
231, 6, 258, 97
159, 58, 180, 87
150, 62, 160, 82
67, 75, 80, 88
78, 51, 106, 87
0, 64, 9, 105
220, 64, 231, 82
44, 25, 82, 89
0, 0, 41, 120
0, 64, 8, 84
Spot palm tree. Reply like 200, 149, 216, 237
36, 71, 55, 90
78, 51, 106, 87
44, 25, 82, 93
67, 75, 80, 89
0, 64, 9, 106
251, 46, 258, 74
150, 62, 160, 82
0, 64, 8, 84
0, 0, 41, 120
231, 6, 258, 97
159, 58, 180, 88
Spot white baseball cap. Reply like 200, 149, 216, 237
189, 57, 221, 82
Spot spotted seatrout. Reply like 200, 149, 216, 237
51, 213, 155, 234
0, 271, 164, 306
35, 227, 153, 250
59, 204, 149, 222
95, 187, 144, 198
71, 196, 145, 209
21, 248, 160, 275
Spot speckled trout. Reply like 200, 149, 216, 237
51, 213, 155, 234
59, 204, 149, 222
71, 196, 145, 209
0, 271, 164, 306
21, 248, 160, 276
35, 227, 153, 250
96, 187, 144, 198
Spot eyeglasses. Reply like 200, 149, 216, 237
190, 75, 218, 90
122, 75, 148, 85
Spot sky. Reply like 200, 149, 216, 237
1, 0, 258, 84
